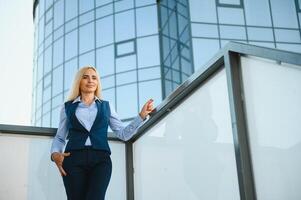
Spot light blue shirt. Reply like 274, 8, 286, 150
51, 96, 144, 154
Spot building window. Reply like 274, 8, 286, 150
115, 39, 136, 57
217, 0, 244, 8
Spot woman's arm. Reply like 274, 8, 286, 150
50, 105, 69, 154
109, 99, 154, 141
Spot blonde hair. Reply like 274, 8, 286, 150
67, 66, 102, 101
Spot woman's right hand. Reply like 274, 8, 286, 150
51, 152, 70, 176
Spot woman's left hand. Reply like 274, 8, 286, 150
139, 99, 154, 120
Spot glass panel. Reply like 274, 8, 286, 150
270, 0, 298, 28
52, 65, 63, 96
65, 18, 78, 33
102, 88, 115, 108
192, 38, 220, 71
219, 25, 246, 40
37, 82, 43, 108
65, 0, 78, 21
101, 75, 115, 89
51, 106, 60, 127
52, 93, 63, 109
53, 26, 64, 40
79, 0, 94, 14
44, 73, 52, 88
136, 6, 158, 37
218, 7, 245, 25
116, 83, 138, 119
116, 55, 136, 73
138, 67, 161, 81
45, 0, 53, 10
277, 43, 301, 53
79, 22, 95, 54
42, 112, 51, 127
137, 36, 160, 68
96, 45, 115, 76
43, 86, 51, 103
189, 0, 217, 23
115, 10, 135, 42
65, 30, 78, 60
249, 41, 275, 48
53, 37, 64, 67
79, 51, 95, 67
45, 7, 53, 23
45, 20, 53, 37
117, 40, 135, 56
96, 16, 114, 47
53, 0, 64, 29
274, 29, 301, 43
136, 0, 155, 7
96, 4, 113, 19
38, 55, 44, 81
244, 0, 272, 26
247, 27, 274, 42
116, 71, 137, 85
191, 23, 219, 38
96, 0, 113, 7
219, 0, 240, 5
64, 58, 78, 91
138, 80, 162, 110
39, 0, 45, 18
79, 10, 94, 25
0, 135, 126, 200
43, 101, 51, 114
241, 55, 301, 200
44, 46, 52, 75
115, 0, 134, 12
134, 69, 240, 199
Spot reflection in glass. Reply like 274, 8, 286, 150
96, 16, 114, 47
79, 22, 95, 54
117, 84, 138, 119
96, 45, 115, 76
65, 30, 78, 60
115, 10, 135, 42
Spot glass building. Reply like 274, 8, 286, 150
32, 0, 301, 127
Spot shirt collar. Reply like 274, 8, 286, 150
72, 96, 102, 104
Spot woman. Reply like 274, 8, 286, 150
50, 66, 154, 200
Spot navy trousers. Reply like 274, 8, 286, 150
62, 147, 112, 200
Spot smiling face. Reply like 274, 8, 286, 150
79, 68, 98, 94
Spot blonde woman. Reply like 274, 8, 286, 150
51, 66, 154, 200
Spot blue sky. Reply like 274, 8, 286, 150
0, 1, 33, 125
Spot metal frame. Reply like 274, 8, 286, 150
216, 0, 244, 8
3, 42, 301, 200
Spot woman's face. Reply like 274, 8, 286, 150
80, 69, 98, 94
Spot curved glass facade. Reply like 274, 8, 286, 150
32, 0, 175, 127
33, 0, 301, 127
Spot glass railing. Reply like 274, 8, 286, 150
1, 42, 301, 200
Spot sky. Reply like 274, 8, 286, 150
0, 0, 33, 125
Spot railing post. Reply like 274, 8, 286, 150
125, 142, 134, 200
224, 51, 256, 200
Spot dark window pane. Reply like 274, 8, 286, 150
219, 0, 241, 6
116, 40, 135, 56
79, 22, 95, 54
96, 45, 115, 76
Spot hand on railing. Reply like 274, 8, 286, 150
139, 99, 155, 120
51, 152, 70, 176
